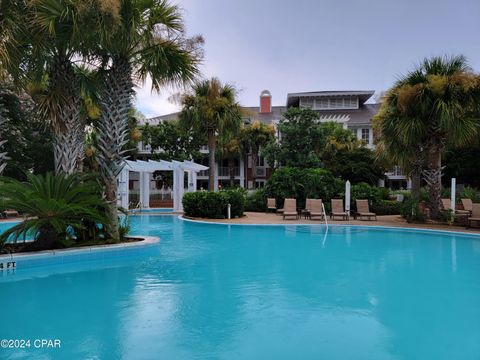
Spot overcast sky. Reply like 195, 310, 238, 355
135, 0, 480, 118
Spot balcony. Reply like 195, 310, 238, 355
385, 166, 406, 180
198, 167, 240, 178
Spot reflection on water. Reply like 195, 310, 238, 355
0, 215, 479, 359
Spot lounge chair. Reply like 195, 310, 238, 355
283, 198, 298, 220
331, 199, 349, 220
461, 198, 473, 213
309, 199, 324, 221
266, 198, 276, 213
441, 198, 470, 216
468, 204, 480, 228
3, 209, 19, 218
356, 199, 377, 221
302, 198, 314, 219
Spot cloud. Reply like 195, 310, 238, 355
134, 77, 181, 118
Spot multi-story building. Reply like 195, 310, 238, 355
135, 89, 408, 194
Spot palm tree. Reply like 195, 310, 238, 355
179, 78, 243, 191
240, 121, 275, 188
93, 0, 201, 239
217, 133, 241, 187
0, 172, 108, 251
0, 0, 97, 174
0, 101, 7, 174
374, 55, 480, 218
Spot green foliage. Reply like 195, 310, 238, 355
182, 190, 246, 219
0, 173, 109, 251
265, 167, 344, 209
400, 199, 426, 223
323, 147, 384, 185
0, 85, 54, 178
460, 186, 480, 202
371, 200, 402, 215
351, 182, 382, 204
141, 120, 206, 161
245, 189, 267, 212
444, 145, 480, 188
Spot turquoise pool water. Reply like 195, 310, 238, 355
1, 215, 480, 359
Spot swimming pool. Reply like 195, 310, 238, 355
1, 215, 479, 359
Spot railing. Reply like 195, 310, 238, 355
322, 202, 329, 247
198, 169, 209, 177
385, 166, 405, 177
219, 167, 240, 177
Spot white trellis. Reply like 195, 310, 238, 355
118, 160, 208, 212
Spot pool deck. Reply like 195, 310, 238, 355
187, 212, 480, 234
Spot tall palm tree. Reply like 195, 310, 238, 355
0, 95, 7, 174
240, 121, 275, 188
0, 0, 97, 174
94, 0, 201, 239
374, 55, 480, 218
179, 78, 242, 191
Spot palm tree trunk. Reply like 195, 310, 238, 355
0, 102, 7, 174
50, 56, 84, 175
208, 130, 216, 191
423, 145, 443, 219
228, 156, 235, 187
251, 150, 258, 189
97, 57, 135, 241
410, 170, 421, 200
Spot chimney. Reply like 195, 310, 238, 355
259, 90, 272, 113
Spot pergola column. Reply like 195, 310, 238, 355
173, 166, 185, 212
188, 170, 197, 192
118, 168, 129, 209
140, 172, 150, 208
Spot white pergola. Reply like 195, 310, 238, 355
118, 160, 208, 212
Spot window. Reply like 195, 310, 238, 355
361, 128, 370, 143
299, 98, 314, 108
313, 97, 359, 110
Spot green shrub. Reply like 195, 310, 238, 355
351, 182, 382, 205
265, 167, 344, 209
460, 186, 480, 203
222, 189, 245, 217
371, 200, 402, 215
400, 199, 426, 223
245, 188, 267, 212
182, 190, 246, 219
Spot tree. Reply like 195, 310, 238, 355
179, 78, 243, 191
217, 132, 241, 187
93, 0, 202, 239
141, 120, 205, 161
0, 83, 54, 178
323, 147, 384, 185
1, 0, 100, 174
241, 121, 275, 188
374, 55, 480, 218
0, 86, 7, 174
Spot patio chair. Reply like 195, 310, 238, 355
3, 209, 19, 218
461, 198, 473, 213
441, 198, 470, 216
302, 198, 314, 219
467, 204, 480, 228
356, 199, 377, 221
283, 198, 298, 220
331, 199, 349, 220
266, 198, 276, 213
309, 199, 324, 221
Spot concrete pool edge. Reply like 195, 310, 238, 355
179, 215, 480, 238
0, 236, 160, 263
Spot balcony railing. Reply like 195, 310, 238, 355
198, 167, 240, 177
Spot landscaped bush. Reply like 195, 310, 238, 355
371, 200, 402, 215
460, 186, 480, 202
265, 167, 344, 209
245, 188, 267, 212
400, 198, 426, 223
351, 182, 383, 205
182, 189, 246, 218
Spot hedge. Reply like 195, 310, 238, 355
370, 199, 402, 215
182, 189, 245, 219
245, 189, 267, 212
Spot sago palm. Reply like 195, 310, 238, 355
179, 78, 243, 191
0, 172, 109, 251
375, 55, 480, 218
94, 0, 201, 239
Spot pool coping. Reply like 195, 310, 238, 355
179, 215, 480, 238
0, 236, 160, 262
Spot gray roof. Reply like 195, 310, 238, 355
287, 90, 375, 107
242, 106, 286, 124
